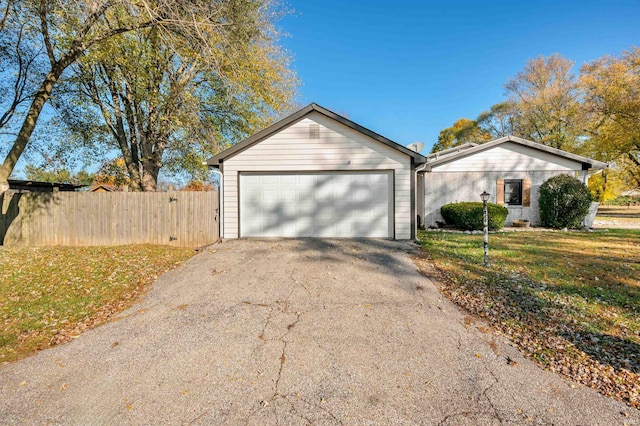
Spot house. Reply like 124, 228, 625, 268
418, 136, 607, 228
207, 103, 426, 239
207, 104, 607, 239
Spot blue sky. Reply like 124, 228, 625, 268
279, 0, 639, 153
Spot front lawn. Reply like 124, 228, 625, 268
0, 245, 194, 363
416, 229, 640, 409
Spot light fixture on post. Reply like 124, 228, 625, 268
480, 191, 490, 266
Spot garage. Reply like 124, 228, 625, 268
240, 171, 392, 237
207, 103, 426, 240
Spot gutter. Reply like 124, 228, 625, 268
415, 163, 429, 173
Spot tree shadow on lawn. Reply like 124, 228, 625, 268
488, 237, 640, 313
561, 329, 640, 374
443, 259, 640, 376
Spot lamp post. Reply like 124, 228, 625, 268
480, 191, 490, 266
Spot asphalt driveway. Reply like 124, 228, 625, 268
1, 239, 637, 425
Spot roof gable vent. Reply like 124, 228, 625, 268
309, 123, 320, 139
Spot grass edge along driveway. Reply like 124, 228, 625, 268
0, 245, 195, 363
416, 229, 640, 410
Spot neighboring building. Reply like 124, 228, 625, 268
8, 179, 84, 193
90, 184, 119, 192
208, 104, 607, 239
207, 103, 426, 239
417, 136, 607, 227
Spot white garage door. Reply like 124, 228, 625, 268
240, 171, 392, 238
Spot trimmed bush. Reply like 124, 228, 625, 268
441, 202, 508, 231
539, 174, 592, 229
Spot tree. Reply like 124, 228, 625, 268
0, 1, 44, 139
0, 0, 280, 194
431, 118, 492, 153
588, 169, 627, 203
504, 54, 582, 150
24, 164, 94, 185
181, 180, 215, 192
92, 158, 131, 188
0, 0, 9, 31
476, 102, 518, 138
69, 3, 296, 191
580, 47, 640, 190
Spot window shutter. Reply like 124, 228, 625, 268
523, 178, 531, 206
496, 178, 504, 205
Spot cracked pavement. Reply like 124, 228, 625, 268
1, 239, 638, 425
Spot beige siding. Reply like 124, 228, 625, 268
223, 111, 413, 239
433, 142, 583, 172
422, 170, 588, 227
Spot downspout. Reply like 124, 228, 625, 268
210, 165, 224, 240
410, 157, 416, 240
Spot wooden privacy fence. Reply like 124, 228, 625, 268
0, 191, 219, 247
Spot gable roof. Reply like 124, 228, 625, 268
206, 103, 427, 166
418, 135, 608, 172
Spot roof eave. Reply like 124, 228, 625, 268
422, 135, 608, 170
206, 103, 427, 166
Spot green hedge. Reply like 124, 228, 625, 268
441, 202, 508, 231
539, 174, 592, 229
606, 195, 640, 206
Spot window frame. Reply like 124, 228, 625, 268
504, 179, 523, 206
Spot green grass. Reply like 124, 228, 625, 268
0, 245, 195, 362
417, 229, 640, 408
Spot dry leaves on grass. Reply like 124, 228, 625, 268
416, 230, 640, 410
0, 245, 194, 362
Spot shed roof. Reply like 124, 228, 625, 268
8, 179, 84, 192
206, 103, 427, 166
418, 135, 608, 172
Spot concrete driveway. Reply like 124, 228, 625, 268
1, 239, 637, 425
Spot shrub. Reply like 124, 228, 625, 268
539, 174, 592, 229
607, 195, 640, 206
441, 202, 508, 231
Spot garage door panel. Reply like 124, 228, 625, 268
297, 175, 316, 185
296, 201, 316, 215
240, 172, 392, 238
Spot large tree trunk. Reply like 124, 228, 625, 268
140, 154, 161, 191
627, 151, 640, 188
141, 166, 159, 191
0, 71, 59, 194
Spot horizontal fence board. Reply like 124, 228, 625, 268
0, 191, 219, 247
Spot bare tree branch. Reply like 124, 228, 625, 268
0, 0, 10, 32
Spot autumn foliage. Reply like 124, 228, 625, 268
181, 180, 215, 192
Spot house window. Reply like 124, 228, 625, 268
504, 179, 523, 205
